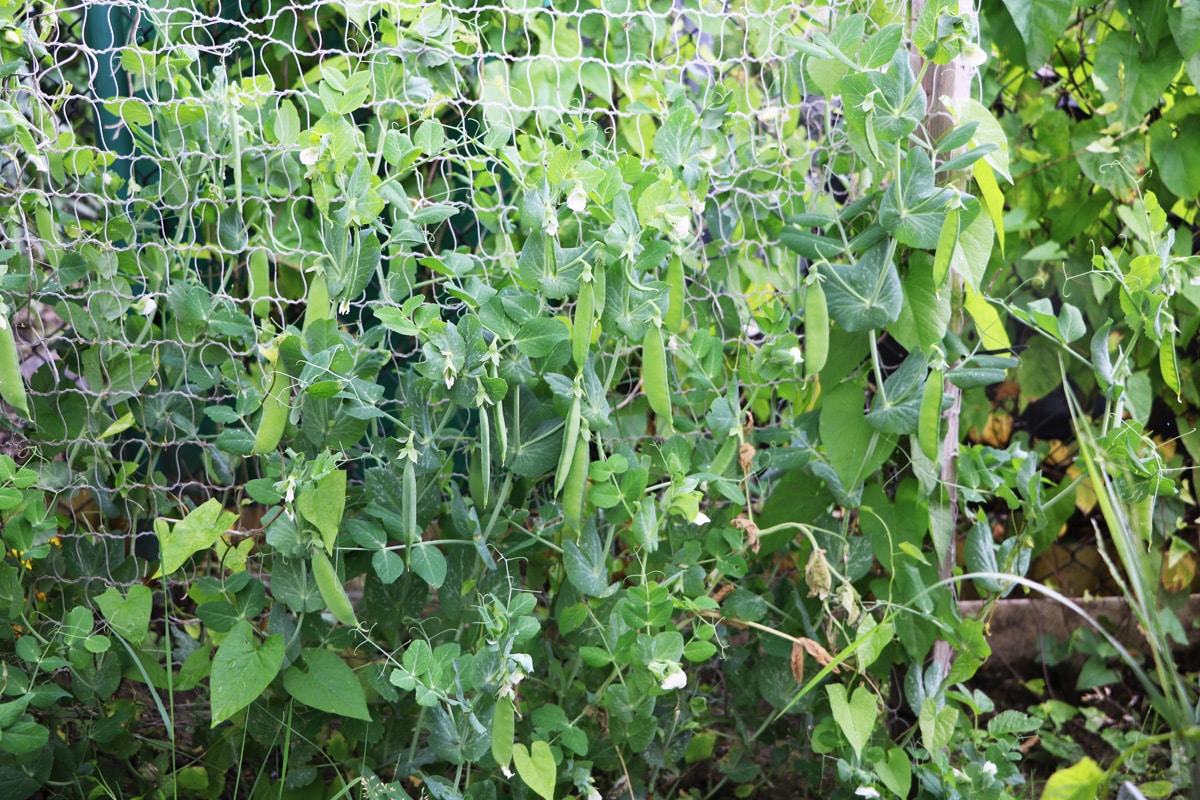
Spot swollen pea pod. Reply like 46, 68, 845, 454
562, 424, 589, 539
479, 401, 492, 507
404, 457, 418, 545
251, 358, 290, 455
804, 278, 829, 380
642, 323, 672, 432
247, 248, 271, 319
311, 548, 359, 628
664, 255, 684, 333
918, 368, 944, 463
554, 393, 581, 498
0, 312, 28, 417
303, 270, 332, 332
572, 280, 594, 369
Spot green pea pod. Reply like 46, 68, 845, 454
404, 458, 418, 545
562, 426, 589, 539
479, 404, 492, 507
248, 249, 271, 318
918, 369, 943, 463
303, 270, 332, 332
708, 435, 739, 478
804, 279, 829, 380
572, 281, 594, 369
311, 549, 359, 628
1159, 332, 1180, 400
492, 695, 515, 768
0, 314, 28, 417
664, 255, 684, 333
642, 323, 672, 432
251, 360, 290, 454
554, 394, 581, 497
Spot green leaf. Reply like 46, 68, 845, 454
1039, 757, 1105, 800
372, 549, 404, 584
818, 244, 902, 332
1093, 32, 1180, 129
564, 526, 607, 596
210, 621, 284, 726
880, 150, 953, 249
826, 684, 877, 761
872, 747, 912, 799
964, 514, 1002, 593
95, 585, 153, 646
1151, 116, 1200, 207
296, 469, 347, 555
0, 721, 48, 754
918, 698, 959, 752
820, 382, 898, 493
409, 545, 447, 589
160, 500, 239, 576
988, 709, 1043, 736
999, 0, 1074, 69
512, 740, 556, 800
514, 318, 569, 358
859, 23, 903, 69
283, 648, 371, 721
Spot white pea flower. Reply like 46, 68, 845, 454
501, 765, 513, 779
544, 212, 559, 238
854, 789, 880, 799
567, 183, 588, 213
692, 510, 711, 526
299, 147, 320, 166
961, 41, 989, 67
132, 296, 157, 318
982, 761, 998, 777
788, 346, 803, 365
649, 659, 687, 691
587, 786, 602, 800
666, 213, 691, 241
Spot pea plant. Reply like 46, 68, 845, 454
2, 0, 1197, 798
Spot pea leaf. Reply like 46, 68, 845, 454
410, 545, 447, 589
818, 244, 902, 332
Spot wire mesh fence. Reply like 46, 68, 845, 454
2, 0, 855, 594
1, 0, 1131, 601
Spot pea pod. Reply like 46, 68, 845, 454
1160, 332, 1181, 400
918, 369, 943, 463
311, 549, 359, 628
562, 425, 589, 539
479, 403, 492, 507
664, 255, 684, 333
247, 249, 271, 318
303, 270, 332, 332
642, 323, 672, 432
0, 314, 28, 417
404, 458, 418, 545
804, 279, 828, 380
251, 360, 290, 454
492, 695, 515, 769
572, 281, 594, 369
554, 393, 581, 498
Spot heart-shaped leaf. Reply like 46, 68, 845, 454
512, 740, 556, 800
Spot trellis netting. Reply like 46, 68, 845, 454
2, 0, 840, 589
